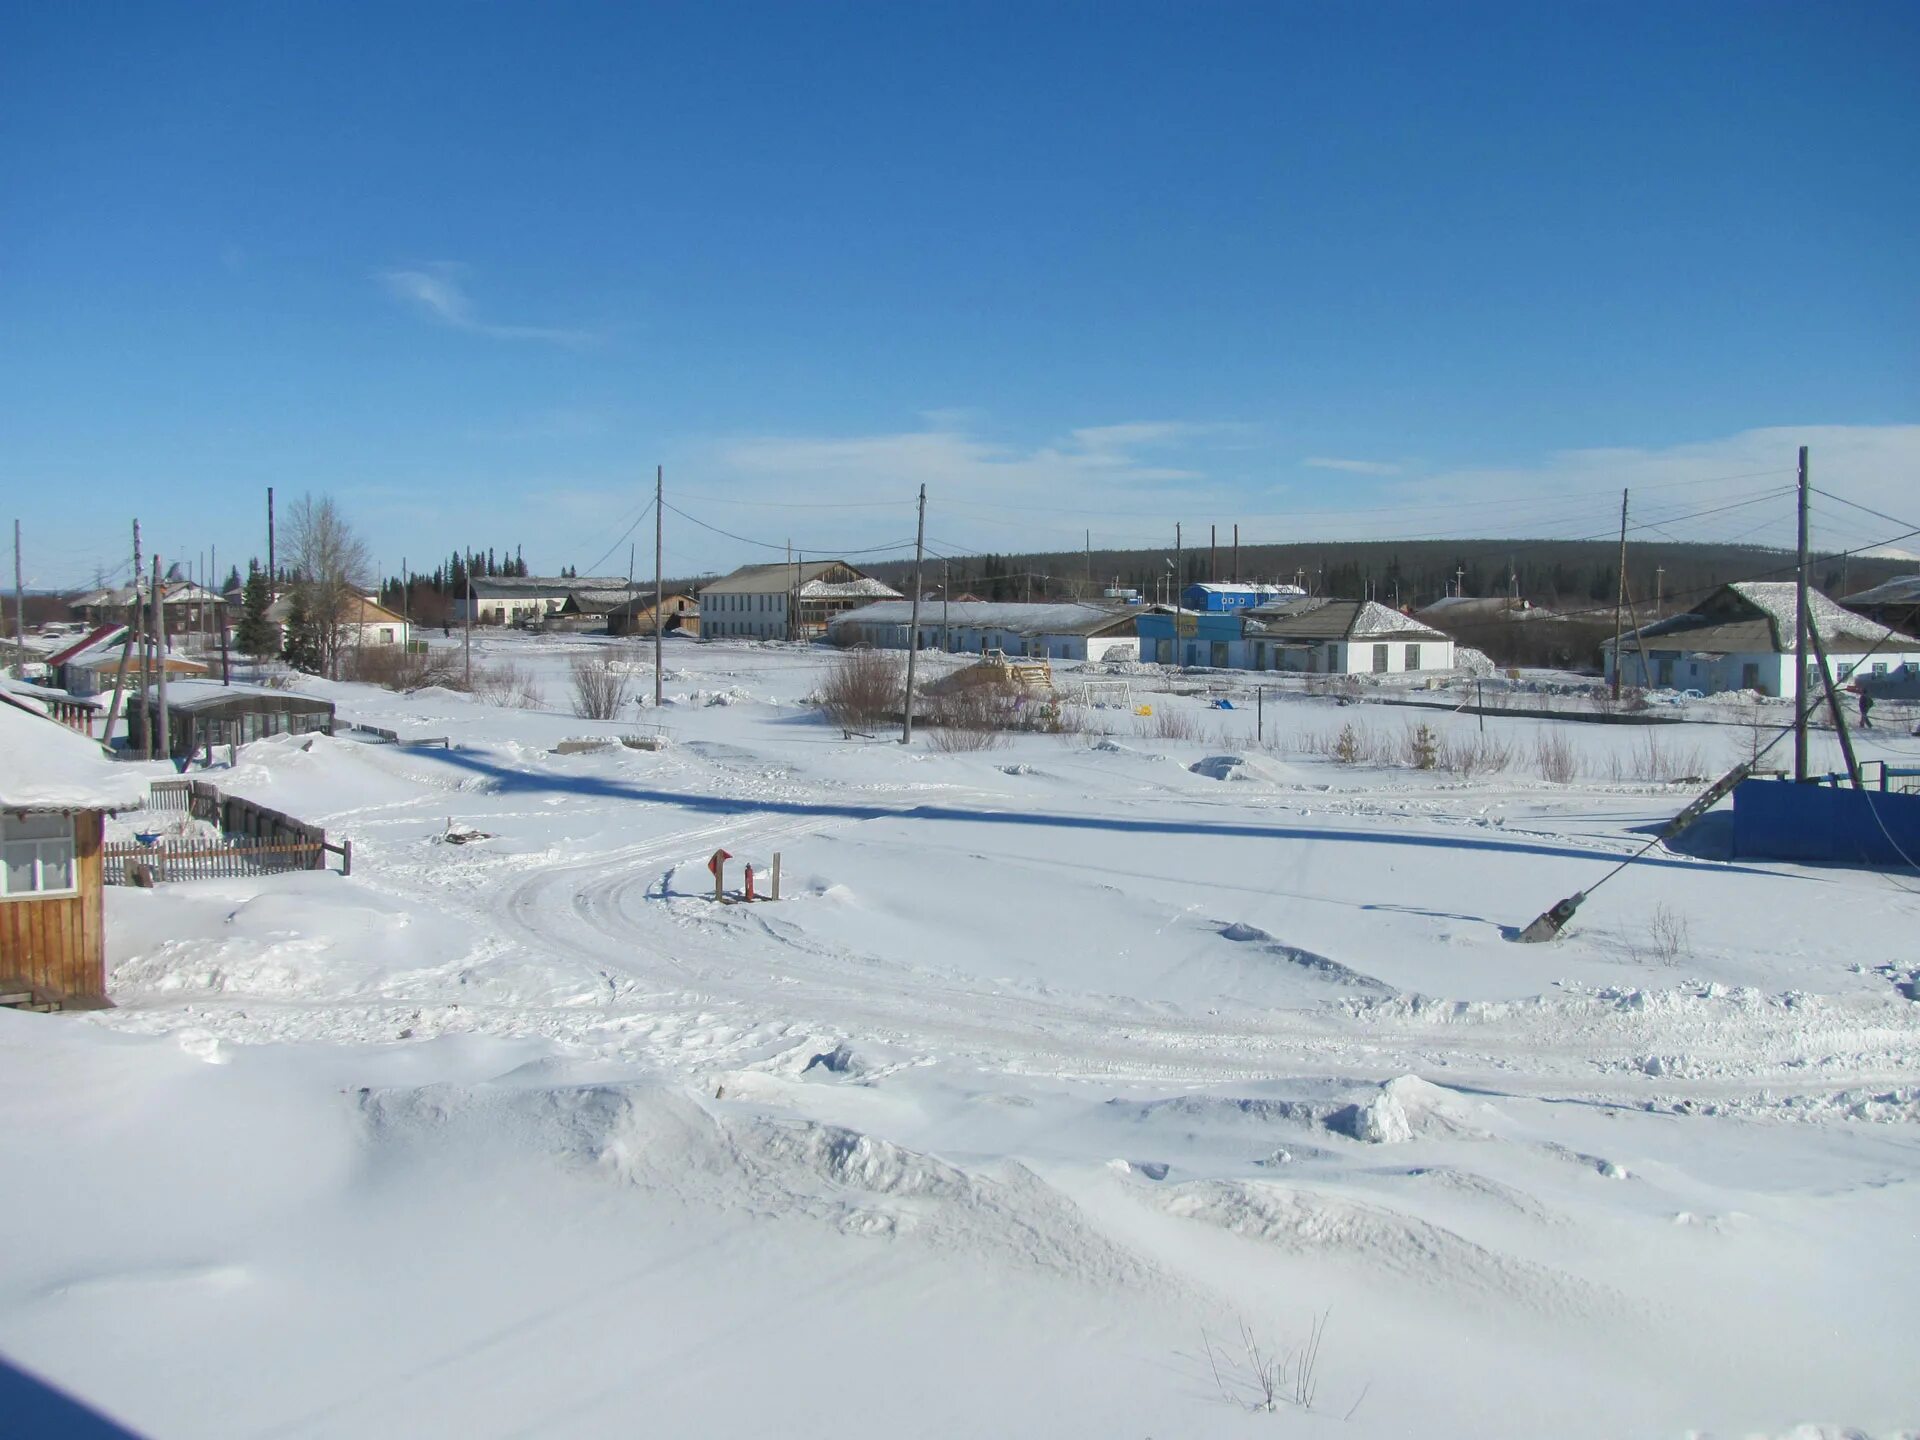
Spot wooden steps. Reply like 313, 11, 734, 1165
0, 981, 63, 1014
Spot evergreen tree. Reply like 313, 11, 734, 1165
280, 589, 323, 673
221, 564, 242, 596
235, 564, 278, 659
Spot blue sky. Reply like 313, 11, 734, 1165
3, 1, 1916, 587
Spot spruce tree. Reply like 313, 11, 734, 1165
281, 590, 323, 673
235, 564, 278, 659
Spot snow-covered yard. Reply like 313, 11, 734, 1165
4, 634, 1917, 1438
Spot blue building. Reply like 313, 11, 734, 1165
1180, 582, 1305, 613
1134, 608, 1248, 667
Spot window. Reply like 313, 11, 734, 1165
1404, 643, 1421, 670
2, 814, 77, 898
1372, 643, 1389, 673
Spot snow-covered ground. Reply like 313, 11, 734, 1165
4, 634, 1918, 1438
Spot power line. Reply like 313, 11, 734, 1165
580, 497, 657, 577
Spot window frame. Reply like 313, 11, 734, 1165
1, 813, 80, 901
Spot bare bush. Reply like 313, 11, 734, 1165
1533, 729, 1580, 783
819, 648, 905, 730
1150, 705, 1202, 742
474, 660, 545, 709
1200, 1310, 1338, 1415
1645, 902, 1692, 967
1438, 731, 1514, 778
569, 653, 631, 720
1603, 729, 1706, 784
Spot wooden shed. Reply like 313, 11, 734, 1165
131, 680, 335, 761
0, 696, 148, 1009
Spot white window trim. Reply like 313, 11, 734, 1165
1, 813, 80, 902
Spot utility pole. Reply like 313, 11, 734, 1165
102, 524, 139, 750
653, 464, 664, 707
11, 520, 23, 677
942, 557, 950, 651
900, 484, 927, 744
1232, 524, 1239, 584
152, 555, 170, 766
1654, 566, 1664, 617
1611, 488, 1628, 703
267, 486, 276, 587
137, 522, 152, 756
1085, 529, 1092, 593
464, 563, 473, 691
1210, 524, 1217, 585
1175, 523, 1183, 613
1794, 445, 1810, 782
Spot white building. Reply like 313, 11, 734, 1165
1603, 581, 1920, 699
699, 562, 899, 642
453, 576, 643, 626
829, 600, 1141, 662
1243, 598, 1454, 675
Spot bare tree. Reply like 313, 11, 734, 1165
282, 494, 373, 678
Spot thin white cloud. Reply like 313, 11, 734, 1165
377, 263, 595, 346
1304, 456, 1403, 476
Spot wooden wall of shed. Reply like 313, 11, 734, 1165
0, 812, 108, 1006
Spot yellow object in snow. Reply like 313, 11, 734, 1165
1134, 704, 1153, 716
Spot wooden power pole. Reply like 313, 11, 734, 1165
653, 464, 664, 708
1611, 488, 1628, 702
900, 484, 927, 744
1794, 445, 1810, 782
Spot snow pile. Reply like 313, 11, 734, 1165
0, 700, 149, 812
1454, 646, 1498, 677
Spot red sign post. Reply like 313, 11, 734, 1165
707, 848, 731, 903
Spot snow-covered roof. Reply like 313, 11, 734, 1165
798, 577, 902, 600
1185, 582, 1306, 597
1610, 582, 1915, 654
701, 561, 895, 597
1244, 598, 1448, 642
829, 600, 1133, 637
0, 697, 148, 813
1841, 575, 1920, 608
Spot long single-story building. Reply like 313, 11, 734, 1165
1, 694, 148, 1008
700, 562, 900, 642
1135, 598, 1454, 673
453, 576, 645, 626
827, 600, 1142, 661
1602, 582, 1920, 699
1180, 582, 1307, 613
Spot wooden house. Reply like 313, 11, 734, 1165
605, 593, 699, 637
0, 696, 148, 1009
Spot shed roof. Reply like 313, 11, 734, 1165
830, 600, 1133, 637
141, 680, 336, 714
0, 696, 148, 813
47, 624, 127, 668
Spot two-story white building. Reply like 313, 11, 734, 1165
699, 562, 899, 642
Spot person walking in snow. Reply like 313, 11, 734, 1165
1858, 691, 1874, 729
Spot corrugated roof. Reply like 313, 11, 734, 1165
830, 600, 1134, 637
700, 561, 881, 595
467, 576, 633, 598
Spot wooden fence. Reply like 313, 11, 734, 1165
116, 780, 350, 883
104, 837, 330, 884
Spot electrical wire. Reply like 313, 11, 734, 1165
579, 498, 656, 577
